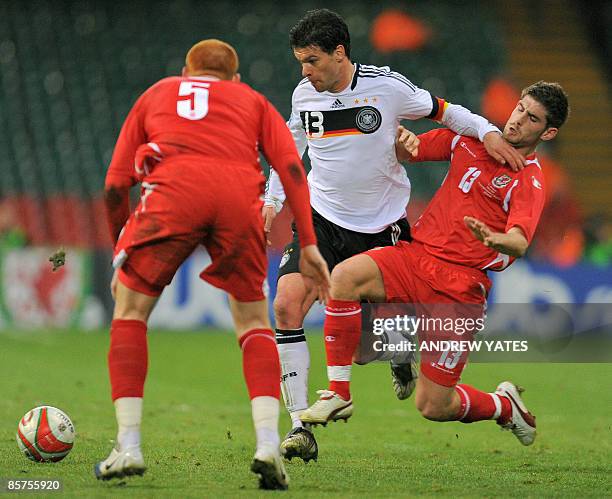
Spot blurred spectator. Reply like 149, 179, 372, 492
583, 214, 612, 267
370, 10, 430, 52
481, 77, 521, 128
529, 154, 584, 266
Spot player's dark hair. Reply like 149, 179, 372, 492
290, 9, 351, 58
521, 81, 570, 129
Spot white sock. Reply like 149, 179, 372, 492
251, 396, 280, 454
114, 397, 142, 449
276, 329, 310, 427
289, 410, 304, 429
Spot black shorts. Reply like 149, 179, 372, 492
277, 209, 411, 280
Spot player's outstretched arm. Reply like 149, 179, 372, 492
391, 77, 524, 170
441, 104, 525, 172
464, 216, 528, 257
395, 126, 456, 163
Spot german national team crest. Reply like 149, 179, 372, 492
492, 174, 512, 188
355, 106, 382, 134
279, 249, 291, 268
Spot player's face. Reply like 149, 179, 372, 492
503, 95, 558, 149
294, 45, 345, 93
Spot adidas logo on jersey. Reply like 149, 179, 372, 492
331, 98, 344, 109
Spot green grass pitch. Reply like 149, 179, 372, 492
0, 329, 610, 497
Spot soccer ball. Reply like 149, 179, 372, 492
16, 406, 75, 462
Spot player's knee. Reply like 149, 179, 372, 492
330, 262, 360, 300
113, 297, 154, 322
229, 298, 270, 336
113, 273, 158, 322
113, 304, 150, 322
273, 293, 302, 327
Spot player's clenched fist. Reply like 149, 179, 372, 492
395, 125, 420, 161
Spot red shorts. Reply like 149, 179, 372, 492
114, 158, 267, 302
365, 241, 491, 387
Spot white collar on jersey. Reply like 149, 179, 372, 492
525, 157, 541, 169
323, 63, 358, 95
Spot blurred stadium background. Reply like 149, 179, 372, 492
0, 0, 610, 329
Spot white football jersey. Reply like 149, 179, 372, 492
266, 63, 497, 233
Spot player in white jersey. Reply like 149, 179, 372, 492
263, 9, 526, 463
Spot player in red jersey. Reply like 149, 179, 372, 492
94, 39, 330, 489
300, 81, 569, 446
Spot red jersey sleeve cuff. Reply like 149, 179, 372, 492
299, 234, 317, 248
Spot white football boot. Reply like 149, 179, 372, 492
299, 390, 353, 426
495, 381, 537, 446
251, 447, 289, 490
94, 445, 146, 480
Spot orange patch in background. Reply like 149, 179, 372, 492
370, 10, 430, 53
481, 78, 521, 128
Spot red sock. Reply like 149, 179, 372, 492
108, 319, 148, 401
239, 329, 280, 400
454, 384, 511, 423
324, 299, 361, 400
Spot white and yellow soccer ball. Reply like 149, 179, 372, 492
16, 406, 75, 462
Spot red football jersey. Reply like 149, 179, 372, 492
410, 128, 545, 271
105, 75, 315, 246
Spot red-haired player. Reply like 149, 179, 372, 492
95, 39, 330, 490
301, 81, 569, 446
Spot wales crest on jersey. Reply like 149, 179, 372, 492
492, 174, 512, 188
